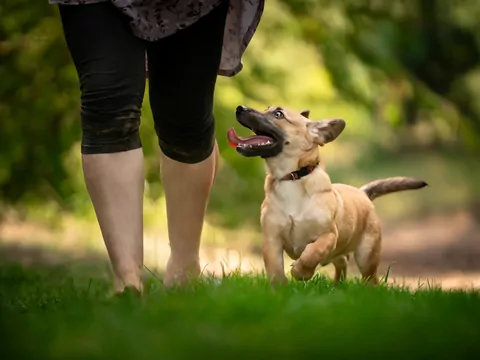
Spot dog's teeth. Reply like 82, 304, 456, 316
238, 141, 272, 149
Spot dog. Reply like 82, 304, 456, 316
227, 105, 428, 285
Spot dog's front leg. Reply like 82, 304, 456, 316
291, 231, 337, 281
262, 234, 287, 286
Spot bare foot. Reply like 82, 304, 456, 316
291, 260, 316, 281
163, 256, 201, 289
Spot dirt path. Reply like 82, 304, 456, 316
377, 209, 480, 289
1, 209, 479, 290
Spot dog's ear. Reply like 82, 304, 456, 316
306, 119, 345, 146
300, 109, 310, 118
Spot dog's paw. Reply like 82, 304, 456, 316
269, 275, 288, 287
291, 261, 315, 281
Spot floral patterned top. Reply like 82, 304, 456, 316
49, 0, 264, 77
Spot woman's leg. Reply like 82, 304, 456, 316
58, 3, 146, 293
147, 1, 229, 287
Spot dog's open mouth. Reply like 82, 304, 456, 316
226, 127, 275, 150
227, 105, 285, 158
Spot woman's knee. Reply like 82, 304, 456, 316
80, 83, 145, 155
154, 110, 216, 164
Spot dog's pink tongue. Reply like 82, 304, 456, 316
227, 127, 241, 148
227, 127, 274, 149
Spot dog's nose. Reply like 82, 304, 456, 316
236, 105, 248, 114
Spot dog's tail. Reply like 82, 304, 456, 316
359, 177, 428, 201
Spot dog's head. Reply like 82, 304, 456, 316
227, 105, 345, 172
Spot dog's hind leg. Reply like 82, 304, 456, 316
354, 220, 381, 285
332, 255, 349, 284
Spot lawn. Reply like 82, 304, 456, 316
1, 263, 479, 360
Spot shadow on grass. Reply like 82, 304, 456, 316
0, 242, 110, 279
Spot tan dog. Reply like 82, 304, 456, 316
227, 105, 428, 285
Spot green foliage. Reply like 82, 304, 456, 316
1, 264, 480, 359
279, 0, 480, 145
0, 3, 80, 205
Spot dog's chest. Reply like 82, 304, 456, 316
268, 183, 332, 256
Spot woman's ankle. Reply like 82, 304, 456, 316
163, 254, 201, 288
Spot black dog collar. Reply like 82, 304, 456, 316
280, 163, 318, 181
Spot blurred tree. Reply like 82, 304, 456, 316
0, 1, 80, 206
279, 0, 480, 148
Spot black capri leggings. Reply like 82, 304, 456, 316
58, 1, 228, 163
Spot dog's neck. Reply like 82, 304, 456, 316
265, 150, 324, 182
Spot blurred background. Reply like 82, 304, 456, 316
1, 0, 479, 289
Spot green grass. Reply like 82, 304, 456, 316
1, 264, 479, 360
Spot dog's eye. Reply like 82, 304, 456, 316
273, 110, 284, 119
